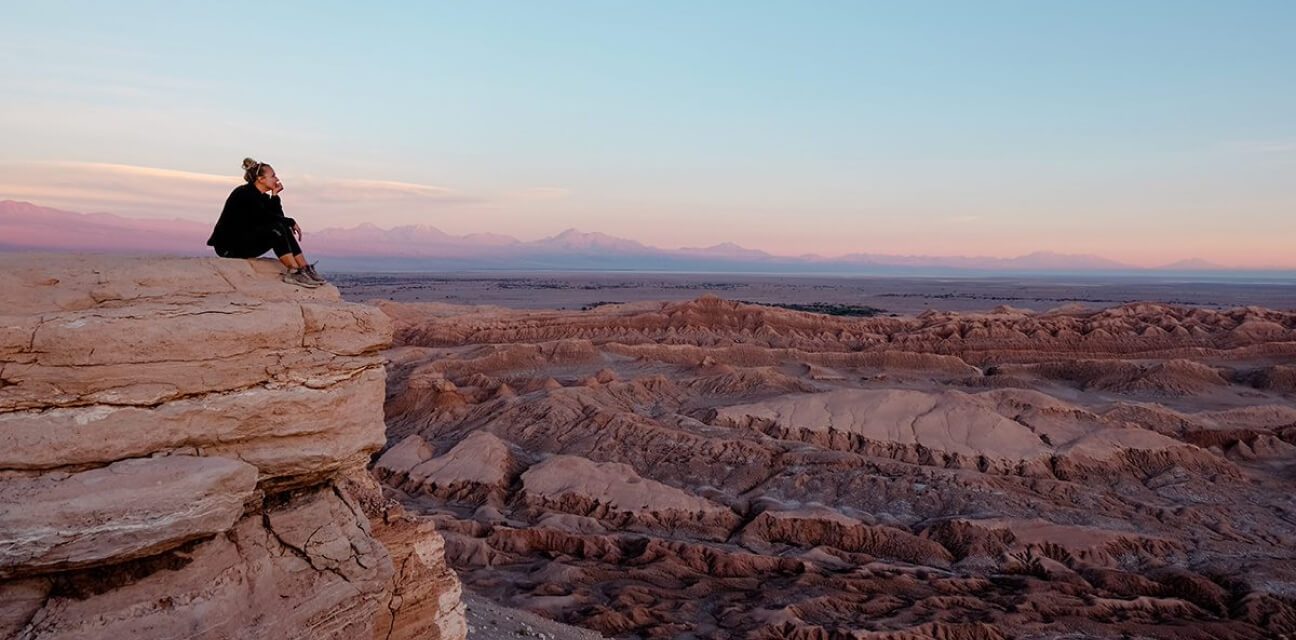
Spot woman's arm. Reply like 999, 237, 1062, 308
265, 192, 301, 241
266, 193, 296, 227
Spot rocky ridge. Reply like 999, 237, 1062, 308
376, 295, 1296, 639
0, 255, 466, 639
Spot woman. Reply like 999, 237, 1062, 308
207, 158, 326, 288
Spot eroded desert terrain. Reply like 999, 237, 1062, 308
371, 290, 1296, 639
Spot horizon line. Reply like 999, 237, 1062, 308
3, 197, 1295, 273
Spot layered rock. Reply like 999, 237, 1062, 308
375, 295, 1296, 639
376, 431, 519, 507
714, 387, 1236, 480
0, 456, 256, 578
737, 507, 954, 567
714, 388, 1054, 473
0, 255, 465, 640
380, 295, 1296, 365
518, 455, 742, 541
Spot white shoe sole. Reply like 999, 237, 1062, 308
282, 275, 321, 289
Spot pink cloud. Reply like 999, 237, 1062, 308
0, 161, 485, 228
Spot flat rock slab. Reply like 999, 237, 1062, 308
15, 486, 395, 640
0, 455, 257, 578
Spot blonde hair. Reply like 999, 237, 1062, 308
242, 157, 271, 184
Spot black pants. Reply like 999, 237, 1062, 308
214, 222, 301, 259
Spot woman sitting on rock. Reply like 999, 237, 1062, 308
207, 157, 326, 288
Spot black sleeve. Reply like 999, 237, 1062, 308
268, 195, 295, 227
218, 188, 258, 231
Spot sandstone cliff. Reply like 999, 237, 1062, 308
0, 255, 466, 640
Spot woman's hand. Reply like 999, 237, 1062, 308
292, 223, 302, 241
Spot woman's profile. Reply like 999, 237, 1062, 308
207, 158, 326, 288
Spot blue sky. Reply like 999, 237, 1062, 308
2, 1, 1294, 266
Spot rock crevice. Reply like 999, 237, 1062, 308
0, 255, 466, 640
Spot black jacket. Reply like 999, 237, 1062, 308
207, 183, 296, 247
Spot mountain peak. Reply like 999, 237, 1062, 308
532, 228, 649, 252
1158, 257, 1225, 270
1, 200, 1275, 271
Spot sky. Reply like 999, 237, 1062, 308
2, 1, 1294, 268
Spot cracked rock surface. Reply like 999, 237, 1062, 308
0, 254, 466, 640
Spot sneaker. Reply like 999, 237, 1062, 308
303, 263, 328, 284
283, 269, 320, 288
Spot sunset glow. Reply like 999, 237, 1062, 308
3, 3, 1294, 269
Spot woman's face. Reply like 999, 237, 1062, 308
255, 166, 282, 193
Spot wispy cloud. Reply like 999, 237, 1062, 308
46, 162, 232, 185
297, 176, 472, 203
0, 161, 483, 228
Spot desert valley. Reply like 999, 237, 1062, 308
348, 274, 1296, 639
6, 3, 1295, 637
2, 258, 1294, 639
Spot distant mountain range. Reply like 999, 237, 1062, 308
0, 200, 1285, 274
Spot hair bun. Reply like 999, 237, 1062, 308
242, 157, 259, 171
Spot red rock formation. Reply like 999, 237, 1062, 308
1251, 364, 1296, 392
376, 295, 1296, 639
0, 255, 466, 640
